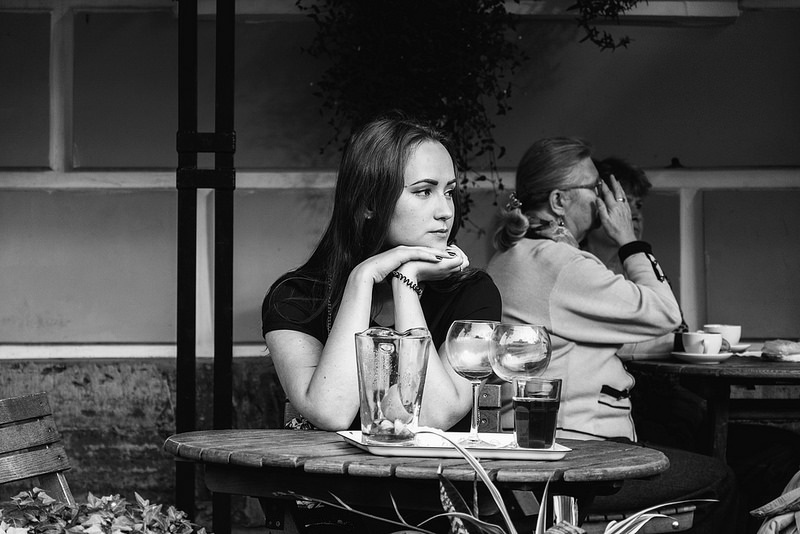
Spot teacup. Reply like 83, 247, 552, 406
682, 331, 723, 355
703, 324, 741, 346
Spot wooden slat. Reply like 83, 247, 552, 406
730, 398, 800, 421
0, 446, 70, 484
0, 417, 61, 454
0, 392, 51, 424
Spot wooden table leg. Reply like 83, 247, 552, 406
703, 383, 731, 462
258, 498, 301, 534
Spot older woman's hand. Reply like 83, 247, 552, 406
596, 174, 637, 247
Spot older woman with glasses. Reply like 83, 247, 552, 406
487, 137, 742, 533
489, 137, 679, 440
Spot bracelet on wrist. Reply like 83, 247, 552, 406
618, 240, 652, 263
618, 240, 667, 282
389, 271, 423, 298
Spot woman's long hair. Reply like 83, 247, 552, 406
282, 112, 463, 323
494, 137, 592, 252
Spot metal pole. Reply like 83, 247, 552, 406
176, 0, 198, 520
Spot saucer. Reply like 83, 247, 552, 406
672, 351, 733, 364
729, 343, 750, 353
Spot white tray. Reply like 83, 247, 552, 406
337, 430, 570, 460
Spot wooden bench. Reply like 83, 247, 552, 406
0, 392, 74, 504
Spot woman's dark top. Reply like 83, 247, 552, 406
262, 270, 502, 350
261, 269, 502, 431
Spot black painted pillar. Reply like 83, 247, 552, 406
176, 1, 235, 533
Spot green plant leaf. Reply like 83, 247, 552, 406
278, 491, 439, 534
419, 511, 507, 534
437, 467, 482, 534
603, 499, 717, 534
534, 476, 553, 534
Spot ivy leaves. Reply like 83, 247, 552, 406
568, 0, 642, 50
0, 489, 207, 534
296, 0, 527, 227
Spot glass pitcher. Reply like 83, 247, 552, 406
355, 327, 431, 444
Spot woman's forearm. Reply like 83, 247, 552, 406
294, 271, 374, 429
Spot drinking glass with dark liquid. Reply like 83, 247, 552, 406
513, 378, 561, 449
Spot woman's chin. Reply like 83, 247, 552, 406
425, 235, 450, 249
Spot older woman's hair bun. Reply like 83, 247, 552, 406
493, 192, 529, 252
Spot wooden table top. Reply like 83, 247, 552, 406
164, 429, 668, 486
627, 355, 800, 382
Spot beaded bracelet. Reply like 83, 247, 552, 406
389, 271, 423, 297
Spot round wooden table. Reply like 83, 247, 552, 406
165, 429, 669, 532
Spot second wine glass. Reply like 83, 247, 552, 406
490, 323, 552, 387
444, 319, 497, 447
490, 323, 553, 448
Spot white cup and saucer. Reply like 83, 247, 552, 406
702, 324, 749, 353
672, 331, 733, 364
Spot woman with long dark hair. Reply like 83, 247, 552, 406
262, 113, 501, 432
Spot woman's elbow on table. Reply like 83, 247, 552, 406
295, 402, 359, 431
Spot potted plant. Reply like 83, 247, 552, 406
0, 489, 208, 534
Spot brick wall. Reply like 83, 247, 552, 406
0, 356, 285, 528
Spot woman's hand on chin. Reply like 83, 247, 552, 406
405, 244, 469, 282
351, 245, 445, 285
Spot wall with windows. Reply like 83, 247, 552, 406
2, 4, 799, 346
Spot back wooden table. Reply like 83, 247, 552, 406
626, 355, 800, 461
164, 429, 669, 531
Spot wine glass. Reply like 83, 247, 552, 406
489, 323, 552, 446
444, 320, 498, 447
490, 323, 552, 384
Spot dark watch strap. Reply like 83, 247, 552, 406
618, 240, 652, 263
618, 241, 667, 282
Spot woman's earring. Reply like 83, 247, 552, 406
557, 216, 566, 227
365, 209, 374, 220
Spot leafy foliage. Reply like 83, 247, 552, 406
294, 0, 646, 226
295, 0, 529, 227
568, 0, 642, 51
0, 489, 207, 534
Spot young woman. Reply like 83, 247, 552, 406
262, 113, 501, 432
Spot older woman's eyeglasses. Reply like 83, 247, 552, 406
560, 179, 603, 196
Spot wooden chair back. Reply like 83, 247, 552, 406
0, 392, 74, 504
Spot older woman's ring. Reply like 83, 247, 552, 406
616, 197, 625, 202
